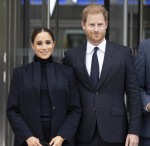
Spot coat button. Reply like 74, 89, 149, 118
52, 106, 56, 110
93, 107, 96, 111
96, 91, 99, 95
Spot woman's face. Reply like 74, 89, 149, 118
32, 31, 55, 59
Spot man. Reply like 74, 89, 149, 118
135, 38, 150, 146
63, 4, 141, 146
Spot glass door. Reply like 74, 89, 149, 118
5, 1, 49, 145
49, 0, 104, 62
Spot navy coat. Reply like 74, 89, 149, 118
7, 59, 81, 146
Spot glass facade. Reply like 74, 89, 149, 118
0, 0, 150, 145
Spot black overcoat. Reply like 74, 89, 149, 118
7, 59, 81, 146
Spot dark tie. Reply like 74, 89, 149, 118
90, 47, 99, 86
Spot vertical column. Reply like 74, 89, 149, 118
123, 0, 128, 46
139, 0, 143, 42
42, 0, 48, 27
104, 0, 110, 40
47, 0, 50, 29
0, 0, 7, 146
23, 0, 30, 64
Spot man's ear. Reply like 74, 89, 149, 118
105, 20, 108, 29
81, 21, 85, 30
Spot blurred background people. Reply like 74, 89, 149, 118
135, 38, 150, 146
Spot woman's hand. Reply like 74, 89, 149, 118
26, 136, 42, 146
49, 136, 65, 146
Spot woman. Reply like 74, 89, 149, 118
7, 27, 81, 146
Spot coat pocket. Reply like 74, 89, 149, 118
111, 107, 127, 115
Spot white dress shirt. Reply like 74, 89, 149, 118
86, 39, 106, 77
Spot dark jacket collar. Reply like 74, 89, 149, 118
34, 55, 53, 64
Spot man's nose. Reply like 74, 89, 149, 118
94, 25, 99, 31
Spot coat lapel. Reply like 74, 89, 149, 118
32, 62, 41, 102
32, 60, 56, 103
97, 41, 115, 90
76, 43, 96, 90
47, 62, 56, 102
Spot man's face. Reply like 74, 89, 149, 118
81, 13, 108, 46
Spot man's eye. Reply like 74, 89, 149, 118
98, 23, 103, 26
90, 24, 94, 26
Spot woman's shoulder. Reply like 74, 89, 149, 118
54, 62, 74, 74
13, 62, 33, 73
54, 62, 73, 70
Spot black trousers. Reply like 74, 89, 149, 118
139, 137, 150, 146
76, 126, 124, 146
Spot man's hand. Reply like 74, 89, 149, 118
49, 136, 65, 146
147, 103, 150, 112
26, 136, 42, 146
125, 134, 139, 146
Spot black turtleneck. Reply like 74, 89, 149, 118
35, 55, 52, 122
34, 55, 52, 64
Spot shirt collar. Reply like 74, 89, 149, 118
86, 39, 106, 54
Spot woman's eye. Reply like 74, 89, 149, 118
37, 42, 42, 46
46, 41, 51, 45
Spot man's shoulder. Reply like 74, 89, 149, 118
65, 47, 79, 54
65, 42, 86, 55
107, 40, 131, 51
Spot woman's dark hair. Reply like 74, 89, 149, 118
31, 27, 55, 43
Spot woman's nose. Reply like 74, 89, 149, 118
42, 44, 47, 49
